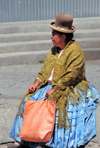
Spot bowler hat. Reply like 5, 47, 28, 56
50, 13, 76, 33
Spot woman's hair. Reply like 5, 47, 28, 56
55, 30, 74, 44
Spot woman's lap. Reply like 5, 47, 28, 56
9, 84, 99, 148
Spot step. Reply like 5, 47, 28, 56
0, 40, 52, 53
0, 48, 100, 66
74, 29, 100, 39
0, 23, 51, 34
0, 16, 99, 28
0, 29, 100, 43
76, 38, 100, 48
0, 32, 51, 43
0, 16, 99, 27
74, 21, 100, 30
0, 17, 100, 34
0, 50, 49, 66
83, 48, 100, 60
0, 31, 51, 43
0, 38, 100, 54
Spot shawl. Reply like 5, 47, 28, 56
18, 40, 93, 129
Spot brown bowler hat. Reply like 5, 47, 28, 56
50, 13, 76, 33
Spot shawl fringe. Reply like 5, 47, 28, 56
17, 79, 94, 130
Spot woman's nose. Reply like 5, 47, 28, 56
51, 35, 53, 39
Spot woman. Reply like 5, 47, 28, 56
8, 13, 99, 148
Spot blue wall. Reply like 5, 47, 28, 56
0, 0, 100, 23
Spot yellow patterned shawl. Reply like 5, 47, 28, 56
18, 40, 93, 129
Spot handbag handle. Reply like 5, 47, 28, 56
40, 96, 49, 106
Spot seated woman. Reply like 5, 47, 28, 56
8, 13, 99, 148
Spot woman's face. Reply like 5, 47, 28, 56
51, 30, 65, 49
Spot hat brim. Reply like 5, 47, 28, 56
50, 22, 76, 33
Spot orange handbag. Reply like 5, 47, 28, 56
20, 97, 56, 142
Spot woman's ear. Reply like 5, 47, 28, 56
62, 34, 66, 40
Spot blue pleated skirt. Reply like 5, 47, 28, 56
9, 84, 99, 148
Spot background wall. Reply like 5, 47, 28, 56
0, 0, 100, 23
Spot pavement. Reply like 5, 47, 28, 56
0, 60, 100, 148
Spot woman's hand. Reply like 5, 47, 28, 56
45, 88, 55, 98
29, 80, 40, 93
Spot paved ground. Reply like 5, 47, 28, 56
0, 60, 100, 100
0, 60, 100, 148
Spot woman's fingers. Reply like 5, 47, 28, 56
46, 88, 55, 98
29, 84, 35, 92
29, 80, 41, 93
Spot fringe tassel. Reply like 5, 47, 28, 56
16, 79, 94, 129
16, 91, 32, 117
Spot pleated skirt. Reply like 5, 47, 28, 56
9, 84, 99, 148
